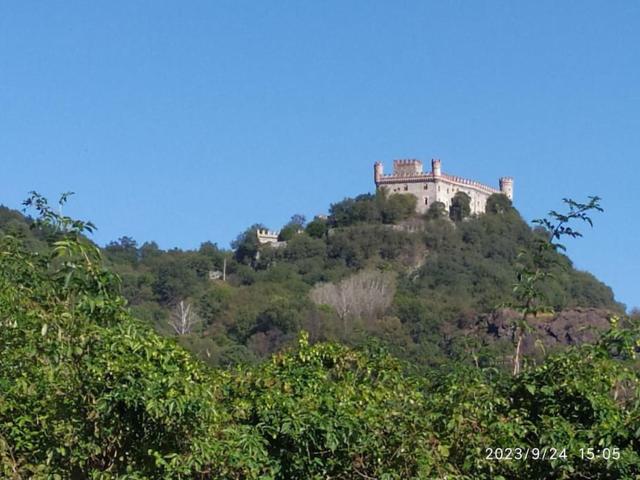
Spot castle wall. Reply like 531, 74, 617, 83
382, 178, 491, 214
382, 178, 438, 214
374, 159, 510, 215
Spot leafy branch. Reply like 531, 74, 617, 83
510, 196, 603, 375
21, 192, 123, 325
23, 190, 96, 237
532, 196, 603, 251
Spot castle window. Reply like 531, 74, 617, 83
424, 184, 428, 190
424, 198, 428, 205
404, 185, 408, 191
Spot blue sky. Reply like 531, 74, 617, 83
1, 1, 638, 309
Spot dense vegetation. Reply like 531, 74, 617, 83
107, 191, 621, 368
1, 194, 640, 478
0, 190, 622, 371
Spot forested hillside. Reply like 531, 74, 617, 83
1, 193, 640, 479
0, 191, 622, 371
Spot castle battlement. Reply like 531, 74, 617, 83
374, 158, 513, 215
440, 173, 500, 195
392, 159, 424, 176
256, 229, 280, 244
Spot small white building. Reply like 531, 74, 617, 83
256, 229, 287, 248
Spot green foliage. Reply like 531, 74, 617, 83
381, 192, 417, 223
0, 194, 272, 478
424, 200, 447, 220
509, 196, 605, 375
222, 334, 441, 479
404, 206, 616, 322
278, 214, 306, 241
329, 191, 416, 227
305, 216, 328, 238
105, 236, 140, 264
1, 196, 639, 478
486, 193, 513, 214
231, 224, 263, 264
449, 191, 471, 221
0, 190, 620, 371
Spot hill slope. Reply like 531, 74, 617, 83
2, 193, 638, 479
1, 192, 621, 369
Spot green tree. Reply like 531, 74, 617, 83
1, 194, 276, 478
486, 192, 513, 214
449, 192, 471, 221
380, 193, 416, 223
2, 194, 639, 479
329, 194, 381, 226
424, 201, 447, 220
105, 236, 139, 265
510, 196, 604, 375
278, 214, 306, 241
305, 216, 328, 238
232, 224, 264, 264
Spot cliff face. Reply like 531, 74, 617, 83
478, 307, 613, 355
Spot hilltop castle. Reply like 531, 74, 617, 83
374, 159, 513, 215
256, 229, 286, 248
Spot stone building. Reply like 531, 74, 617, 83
374, 159, 513, 215
256, 229, 287, 248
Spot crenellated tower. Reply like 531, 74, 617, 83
499, 177, 514, 200
392, 159, 423, 176
374, 161, 383, 183
431, 158, 442, 177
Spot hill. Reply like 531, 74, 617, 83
0, 191, 622, 370
2, 194, 639, 479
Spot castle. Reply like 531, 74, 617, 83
256, 229, 287, 248
374, 159, 513, 215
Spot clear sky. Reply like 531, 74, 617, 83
1, 1, 638, 309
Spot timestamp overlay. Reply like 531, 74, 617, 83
485, 447, 621, 462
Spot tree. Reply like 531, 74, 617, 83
305, 217, 328, 238
289, 213, 306, 228
310, 270, 396, 322
197, 284, 232, 326
329, 194, 381, 226
424, 201, 447, 220
139, 240, 161, 261
279, 214, 306, 241
380, 193, 416, 224
151, 256, 200, 305
449, 192, 471, 221
510, 196, 603, 375
169, 300, 200, 335
4, 194, 640, 479
2, 194, 276, 478
232, 224, 264, 264
199, 240, 222, 260
105, 236, 139, 265
486, 193, 512, 214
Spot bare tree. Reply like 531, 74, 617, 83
310, 270, 395, 322
169, 300, 199, 335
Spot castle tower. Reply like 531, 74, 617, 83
392, 159, 423, 176
431, 158, 442, 176
374, 161, 383, 183
499, 177, 514, 200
